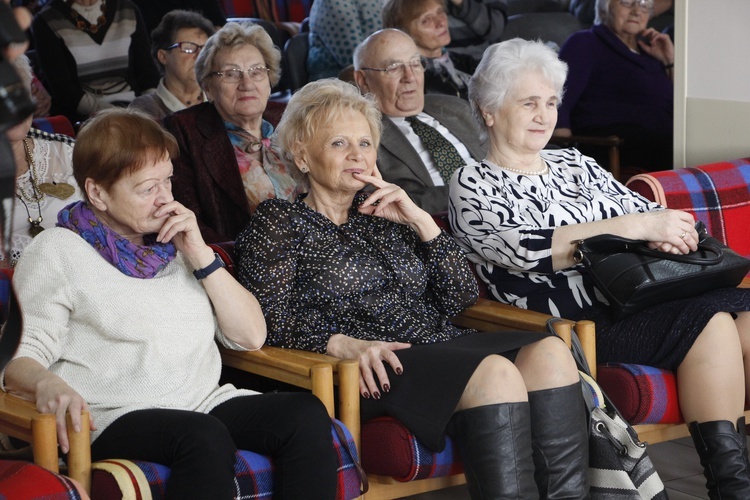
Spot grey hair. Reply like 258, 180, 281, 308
468, 38, 568, 135
11, 54, 33, 93
595, 0, 653, 25
275, 79, 382, 166
194, 21, 282, 89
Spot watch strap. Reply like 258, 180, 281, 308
193, 252, 225, 280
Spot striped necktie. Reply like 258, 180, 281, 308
406, 116, 466, 184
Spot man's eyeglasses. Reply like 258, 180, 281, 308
617, 0, 653, 11
164, 41, 204, 54
209, 66, 271, 83
360, 58, 426, 79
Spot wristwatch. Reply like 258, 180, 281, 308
193, 252, 226, 280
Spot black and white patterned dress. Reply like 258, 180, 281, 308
449, 148, 750, 370
236, 193, 551, 450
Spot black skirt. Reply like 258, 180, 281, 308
360, 329, 552, 451
583, 287, 750, 371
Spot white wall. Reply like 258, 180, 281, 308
674, 0, 750, 167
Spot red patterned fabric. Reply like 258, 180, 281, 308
0, 460, 82, 499
598, 364, 683, 424
626, 158, 750, 262
361, 417, 463, 482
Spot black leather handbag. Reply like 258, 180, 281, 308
574, 221, 750, 320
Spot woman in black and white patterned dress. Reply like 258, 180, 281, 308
449, 37, 750, 498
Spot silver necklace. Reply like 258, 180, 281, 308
496, 156, 548, 175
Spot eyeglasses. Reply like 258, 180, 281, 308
617, 0, 653, 11
164, 41, 204, 54
360, 58, 426, 79
209, 66, 271, 83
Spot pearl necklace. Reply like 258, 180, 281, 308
494, 156, 548, 175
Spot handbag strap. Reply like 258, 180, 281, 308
545, 318, 645, 445
332, 419, 369, 495
579, 235, 724, 265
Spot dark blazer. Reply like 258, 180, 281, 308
163, 102, 251, 243
377, 95, 487, 214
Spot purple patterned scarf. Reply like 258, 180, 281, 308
57, 201, 176, 279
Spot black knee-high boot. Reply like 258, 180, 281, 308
447, 402, 539, 499
528, 383, 590, 499
689, 416, 750, 499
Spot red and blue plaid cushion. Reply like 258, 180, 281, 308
626, 158, 750, 262
598, 363, 683, 425
92, 419, 361, 499
361, 417, 463, 482
0, 460, 82, 499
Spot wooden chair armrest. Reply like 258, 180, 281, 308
453, 299, 598, 378
219, 346, 361, 450
0, 392, 91, 492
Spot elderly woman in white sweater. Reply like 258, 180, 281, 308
3, 109, 338, 499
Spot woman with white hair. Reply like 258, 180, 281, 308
450, 38, 750, 498
555, 0, 675, 173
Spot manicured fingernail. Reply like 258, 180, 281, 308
363, 392, 370, 399
396, 368, 403, 375
373, 392, 381, 400
383, 384, 390, 392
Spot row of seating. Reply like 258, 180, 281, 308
5, 151, 750, 497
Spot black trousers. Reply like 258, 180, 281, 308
91, 392, 338, 500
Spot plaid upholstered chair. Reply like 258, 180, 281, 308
0, 363, 363, 499
611, 157, 750, 443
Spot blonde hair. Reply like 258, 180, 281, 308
275, 79, 382, 165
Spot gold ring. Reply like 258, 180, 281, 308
679, 230, 687, 239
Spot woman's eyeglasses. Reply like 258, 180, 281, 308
164, 41, 204, 54
617, 0, 653, 11
209, 66, 271, 83
360, 58, 426, 79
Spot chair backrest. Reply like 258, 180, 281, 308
284, 32, 310, 93
501, 12, 587, 50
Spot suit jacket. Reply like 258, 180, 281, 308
377, 95, 487, 214
163, 102, 253, 243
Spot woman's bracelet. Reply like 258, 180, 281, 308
663, 63, 674, 69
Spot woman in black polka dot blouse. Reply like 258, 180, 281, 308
236, 78, 588, 499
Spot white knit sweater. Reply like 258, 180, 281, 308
12, 228, 258, 441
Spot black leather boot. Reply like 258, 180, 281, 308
689, 416, 750, 499
448, 402, 539, 499
528, 383, 590, 499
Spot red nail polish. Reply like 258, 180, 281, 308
383, 384, 390, 392
373, 392, 381, 400
363, 392, 370, 399
396, 367, 403, 375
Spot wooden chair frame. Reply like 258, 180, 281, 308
549, 133, 625, 181
4, 297, 746, 498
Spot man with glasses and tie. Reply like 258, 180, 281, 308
129, 10, 215, 121
353, 29, 486, 214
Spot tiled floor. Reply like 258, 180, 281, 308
404, 436, 722, 499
